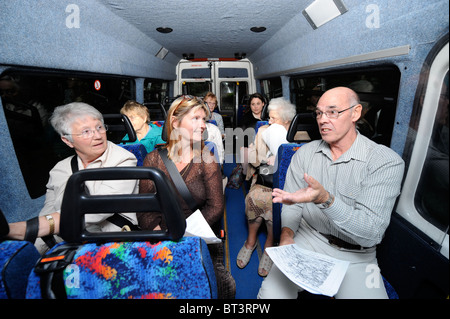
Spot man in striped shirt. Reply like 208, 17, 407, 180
258, 87, 404, 299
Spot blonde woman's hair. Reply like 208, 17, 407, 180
165, 96, 210, 161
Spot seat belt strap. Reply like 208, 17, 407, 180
158, 148, 199, 212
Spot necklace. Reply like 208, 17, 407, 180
180, 160, 191, 177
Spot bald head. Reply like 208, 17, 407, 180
315, 87, 363, 150
319, 87, 360, 106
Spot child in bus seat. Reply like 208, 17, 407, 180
237, 98, 296, 277
137, 95, 235, 299
120, 100, 165, 153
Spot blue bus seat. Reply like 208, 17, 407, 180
273, 112, 320, 244
273, 143, 304, 244
1, 208, 40, 299
1, 240, 40, 299
25, 167, 217, 299
255, 120, 268, 134
383, 275, 399, 299
118, 143, 147, 166
204, 141, 220, 164
103, 114, 154, 165
26, 237, 216, 299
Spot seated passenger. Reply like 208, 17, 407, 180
7, 102, 139, 254
204, 92, 225, 138
259, 87, 405, 299
137, 95, 235, 298
237, 98, 296, 277
240, 93, 266, 176
206, 122, 224, 164
120, 100, 165, 153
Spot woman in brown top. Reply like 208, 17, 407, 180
138, 95, 235, 299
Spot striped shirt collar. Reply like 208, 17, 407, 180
316, 131, 369, 163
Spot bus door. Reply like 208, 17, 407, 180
215, 60, 255, 128
175, 59, 256, 128
219, 80, 248, 128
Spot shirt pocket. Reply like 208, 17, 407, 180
337, 183, 359, 206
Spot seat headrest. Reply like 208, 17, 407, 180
286, 113, 321, 143
103, 114, 137, 144
59, 167, 186, 243
143, 102, 167, 121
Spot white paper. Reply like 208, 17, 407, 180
266, 244, 349, 297
184, 209, 222, 244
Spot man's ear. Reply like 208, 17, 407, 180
61, 136, 74, 148
352, 104, 363, 123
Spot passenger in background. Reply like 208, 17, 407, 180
137, 95, 235, 299
204, 92, 225, 138
259, 87, 404, 299
120, 100, 165, 153
206, 121, 225, 164
6, 102, 139, 254
237, 98, 296, 277
239, 93, 266, 176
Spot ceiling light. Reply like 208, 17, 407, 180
156, 27, 173, 34
155, 47, 169, 60
250, 26, 266, 33
303, 0, 348, 29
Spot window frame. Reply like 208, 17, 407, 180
288, 66, 401, 147
396, 41, 449, 258
260, 77, 283, 100
0, 68, 136, 198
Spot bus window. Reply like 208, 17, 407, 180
0, 71, 135, 199
415, 72, 449, 232
144, 79, 169, 105
181, 81, 211, 97
144, 79, 170, 120
260, 77, 283, 100
289, 67, 401, 146
181, 68, 211, 79
218, 68, 248, 78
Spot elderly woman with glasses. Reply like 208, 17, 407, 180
7, 102, 139, 253
137, 95, 235, 299
236, 98, 296, 277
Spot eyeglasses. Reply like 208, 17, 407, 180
314, 104, 358, 119
175, 95, 202, 107
65, 124, 108, 139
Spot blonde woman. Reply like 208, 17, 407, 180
137, 95, 235, 299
